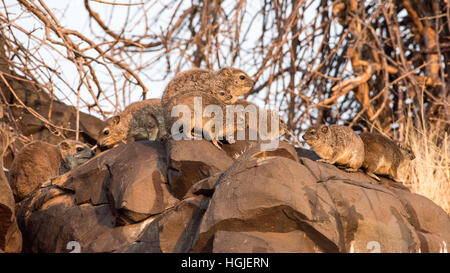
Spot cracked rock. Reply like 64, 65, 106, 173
16, 141, 178, 252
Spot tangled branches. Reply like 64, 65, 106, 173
0, 0, 448, 142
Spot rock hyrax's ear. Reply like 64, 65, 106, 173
320, 125, 328, 134
219, 67, 232, 77
397, 142, 409, 151
112, 115, 120, 125
59, 141, 70, 151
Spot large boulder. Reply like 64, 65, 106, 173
124, 195, 210, 253
16, 141, 178, 252
13, 139, 450, 253
191, 144, 450, 253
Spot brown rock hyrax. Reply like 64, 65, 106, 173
232, 98, 287, 142
8, 140, 95, 201
360, 132, 415, 182
161, 67, 255, 108
302, 125, 364, 172
166, 91, 233, 149
97, 99, 167, 149
166, 93, 285, 149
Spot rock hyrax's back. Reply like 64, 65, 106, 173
8, 141, 62, 201
8, 140, 94, 201
302, 124, 364, 171
161, 67, 255, 109
360, 132, 415, 182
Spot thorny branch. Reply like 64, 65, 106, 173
0, 0, 448, 142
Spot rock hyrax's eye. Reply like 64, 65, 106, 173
76, 147, 84, 152
239, 75, 246, 80
219, 91, 226, 96
103, 129, 109, 136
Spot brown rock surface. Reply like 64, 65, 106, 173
16, 140, 178, 252
165, 139, 234, 199
212, 231, 322, 253
125, 195, 210, 253
12, 139, 450, 253
191, 144, 450, 253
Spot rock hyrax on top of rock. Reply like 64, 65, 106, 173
161, 67, 255, 109
8, 140, 95, 201
166, 93, 286, 149
360, 132, 415, 183
165, 91, 234, 149
232, 98, 287, 142
302, 124, 364, 172
97, 99, 167, 149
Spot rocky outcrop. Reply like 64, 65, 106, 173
14, 139, 450, 253
16, 141, 178, 252
166, 139, 234, 199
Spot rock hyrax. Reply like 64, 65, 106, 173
166, 93, 285, 149
97, 99, 167, 149
360, 132, 415, 182
166, 91, 234, 149
8, 140, 95, 201
161, 67, 255, 109
302, 124, 364, 172
232, 98, 287, 142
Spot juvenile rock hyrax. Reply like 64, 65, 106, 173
97, 99, 167, 149
8, 140, 95, 201
161, 67, 255, 108
166, 92, 285, 149
360, 132, 415, 182
165, 91, 234, 149
302, 124, 364, 172
232, 98, 287, 141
